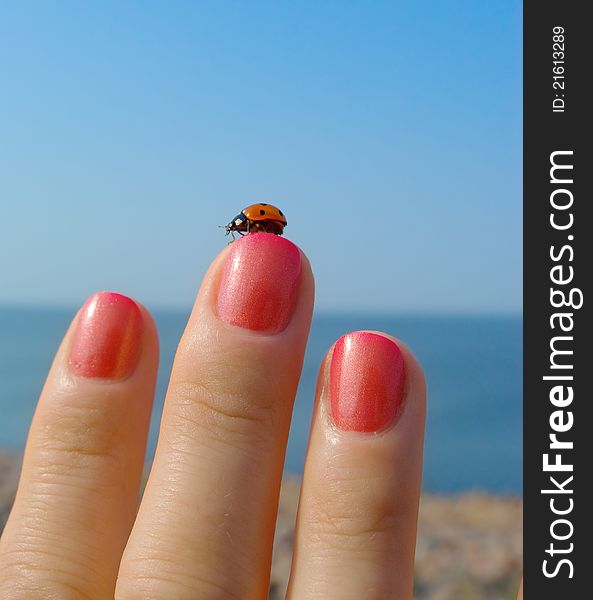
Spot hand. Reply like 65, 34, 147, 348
1, 232, 432, 599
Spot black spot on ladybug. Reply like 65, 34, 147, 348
260, 203, 268, 206
259, 209, 266, 215
278, 210, 284, 216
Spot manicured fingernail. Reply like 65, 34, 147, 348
330, 332, 406, 432
69, 292, 143, 379
217, 233, 301, 333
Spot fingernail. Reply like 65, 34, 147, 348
217, 233, 301, 333
69, 292, 143, 379
330, 332, 406, 432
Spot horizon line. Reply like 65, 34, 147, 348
0, 301, 522, 319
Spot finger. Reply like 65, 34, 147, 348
0, 292, 158, 600
287, 331, 426, 600
117, 233, 314, 600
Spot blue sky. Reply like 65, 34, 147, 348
0, 1, 522, 314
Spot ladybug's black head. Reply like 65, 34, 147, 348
225, 212, 247, 235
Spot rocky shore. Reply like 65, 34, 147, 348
1, 453, 521, 599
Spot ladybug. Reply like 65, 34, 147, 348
225, 203, 287, 238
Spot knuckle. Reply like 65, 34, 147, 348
117, 559, 245, 600
305, 476, 398, 553
309, 504, 397, 552
38, 390, 128, 469
166, 376, 275, 447
0, 547, 98, 600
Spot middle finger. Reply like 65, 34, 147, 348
116, 233, 314, 600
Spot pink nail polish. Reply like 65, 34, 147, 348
69, 292, 143, 379
217, 233, 301, 333
330, 332, 406, 432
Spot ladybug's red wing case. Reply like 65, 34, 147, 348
225, 203, 287, 237
242, 203, 287, 226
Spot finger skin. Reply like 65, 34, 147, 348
287, 333, 426, 600
0, 296, 158, 600
116, 237, 314, 600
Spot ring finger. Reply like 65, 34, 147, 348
287, 331, 426, 600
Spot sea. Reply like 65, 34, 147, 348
0, 308, 522, 494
